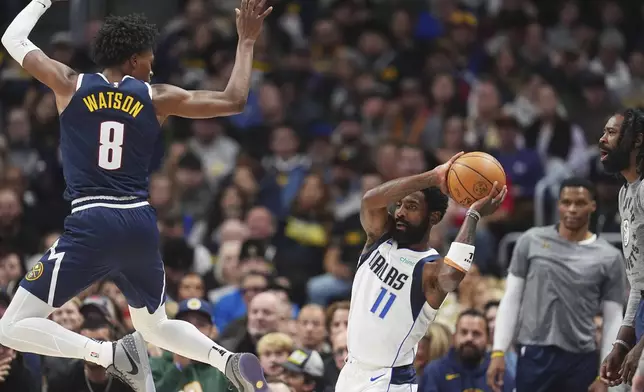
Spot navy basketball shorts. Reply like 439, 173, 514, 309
21, 198, 165, 313
515, 345, 597, 392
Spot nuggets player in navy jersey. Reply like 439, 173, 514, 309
0, 0, 271, 391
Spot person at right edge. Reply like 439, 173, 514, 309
596, 109, 644, 391
485, 177, 626, 392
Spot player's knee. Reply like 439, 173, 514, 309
129, 305, 167, 341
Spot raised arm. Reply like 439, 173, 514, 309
422, 183, 507, 309
360, 153, 463, 248
1, 0, 77, 110
152, 0, 271, 121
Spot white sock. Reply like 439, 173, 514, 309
83, 339, 114, 368
129, 306, 232, 371
0, 288, 113, 367
208, 343, 233, 370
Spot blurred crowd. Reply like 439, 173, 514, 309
0, 0, 639, 390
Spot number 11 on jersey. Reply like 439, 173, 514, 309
370, 287, 396, 319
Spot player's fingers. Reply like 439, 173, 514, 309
448, 151, 465, 164
486, 181, 499, 197
256, 0, 266, 13
247, 0, 256, 12
259, 6, 273, 18
235, 8, 240, 17
241, 0, 249, 12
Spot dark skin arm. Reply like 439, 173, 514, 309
360, 153, 464, 250
152, 0, 271, 122
422, 183, 508, 309
1, 0, 77, 112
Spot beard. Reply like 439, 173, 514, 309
456, 342, 485, 367
391, 217, 429, 246
601, 144, 631, 173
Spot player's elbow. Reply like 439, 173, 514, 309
222, 93, 247, 114
362, 189, 383, 209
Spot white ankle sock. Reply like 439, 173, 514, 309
208, 344, 232, 370
84, 339, 113, 368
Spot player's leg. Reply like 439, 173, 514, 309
0, 236, 113, 368
514, 345, 558, 392
117, 206, 268, 391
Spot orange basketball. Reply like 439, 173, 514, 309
446, 152, 506, 207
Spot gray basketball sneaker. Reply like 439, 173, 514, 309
106, 331, 155, 392
225, 352, 269, 391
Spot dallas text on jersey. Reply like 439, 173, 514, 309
366, 250, 409, 290
82, 91, 144, 118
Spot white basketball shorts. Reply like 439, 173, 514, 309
335, 358, 418, 392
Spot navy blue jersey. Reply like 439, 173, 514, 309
59, 73, 161, 201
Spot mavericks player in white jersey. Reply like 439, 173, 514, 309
336, 153, 508, 392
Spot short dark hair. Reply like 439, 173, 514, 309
422, 187, 449, 222
484, 300, 500, 313
456, 308, 489, 336
80, 317, 115, 340
559, 177, 596, 200
618, 108, 644, 177
92, 14, 158, 68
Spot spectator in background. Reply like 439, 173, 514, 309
524, 84, 588, 177
262, 125, 310, 217
204, 239, 242, 304
4, 108, 40, 179
0, 187, 39, 259
307, 172, 381, 306
150, 298, 232, 392
176, 272, 206, 302
325, 301, 349, 339
296, 305, 329, 355
214, 270, 269, 333
323, 329, 347, 391
281, 349, 325, 392
414, 322, 452, 377
188, 117, 240, 190
219, 291, 283, 355
420, 309, 515, 392
257, 332, 294, 381
492, 114, 543, 232
148, 173, 177, 220
174, 151, 212, 224
48, 318, 133, 392
275, 172, 333, 305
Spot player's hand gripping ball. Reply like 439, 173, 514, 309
447, 152, 506, 207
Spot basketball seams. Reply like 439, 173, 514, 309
450, 168, 477, 201
452, 162, 495, 187
463, 152, 506, 175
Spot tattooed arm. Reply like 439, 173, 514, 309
360, 153, 463, 249
423, 184, 508, 309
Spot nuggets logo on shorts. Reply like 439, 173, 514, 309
26, 262, 44, 281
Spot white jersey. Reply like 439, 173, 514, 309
346, 235, 441, 368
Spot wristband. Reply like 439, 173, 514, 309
444, 242, 476, 272
491, 351, 504, 358
466, 209, 481, 221
614, 339, 632, 351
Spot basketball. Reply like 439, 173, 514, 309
447, 152, 506, 207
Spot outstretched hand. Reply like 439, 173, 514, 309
434, 151, 465, 195
469, 182, 507, 217
236, 0, 273, 42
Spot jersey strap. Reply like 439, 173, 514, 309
410, 254, 441, 319
357, 234, 391, 269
